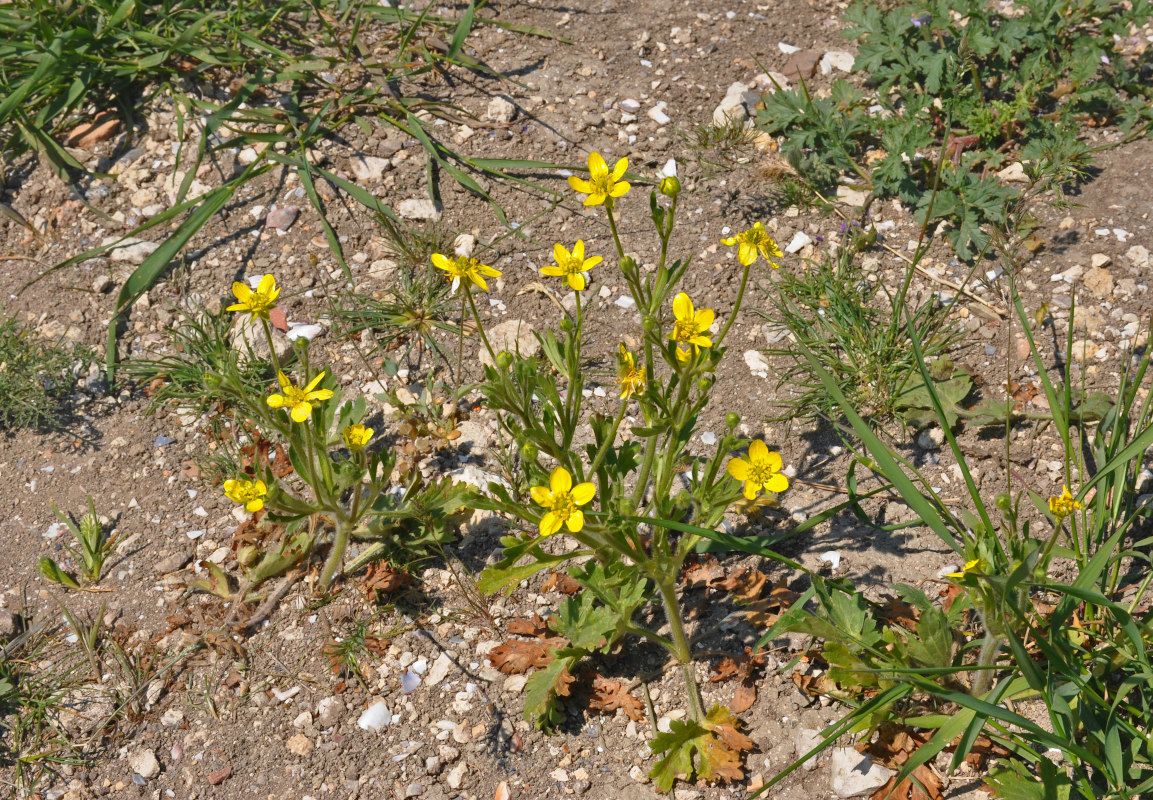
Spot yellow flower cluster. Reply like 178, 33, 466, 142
726, 440, 788, 500
224, 478, 267, 513
531, 466, 595, 536
1049, 485, 1082, 519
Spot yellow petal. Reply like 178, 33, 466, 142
743, 481, 759, 500
254, 480, 267, 494
304, 371, 326, 392
307, 389, 334, 402
257, 273, 278, 296
572, 239, 585, 260
568, 273, 587, 291
277, 371, 291, 390
765, 473, 789, 493
673, 292, 693, 321
570, 482, 596, 506
721, 235, 737, 246
540, 511, 562, 537
431, 252, 453, 271
695, 308, 715, 330
676, 346, 691, 362
608, 180, 630, 198
266, 394, 288, 408
584, 193, 606, 207
726, 458, 750, 481
540, 265, 565, 277
471, 274, 490, 292
568, 176, 593, 194
761, 449, 783, 474
553, 242, 570, 264
231, 282, 252, 303
550, 466, 572, 495
609, 157, 628, 182
245, 498, 264, 513
588, 151, 608, 177
690, 334, 712, 348
739, 243, 756, 266
584, 255, 603, 270
479, 263, 502, 277
291, 402, 312, 422
749, 439, 770, 463
566, 509, 585, 533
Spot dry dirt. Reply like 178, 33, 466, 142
2, 1, 1152, 799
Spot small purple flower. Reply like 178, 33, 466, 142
911, 14, 932, 27
1100, 54, 1111, 65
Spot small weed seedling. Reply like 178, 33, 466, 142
37, 496, 120, 589
0, 316, 82, 432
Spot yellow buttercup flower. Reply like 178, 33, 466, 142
530, 466, 595, 536
1049, 485, 1083, 519
726, 440, 789, 500
343, 423, 373, 451
617, 344, 646, 400
431, 253, 502, 294
224, 478, 267, 513
567, 151, 630, 207
267, 371, 334, 423
945, 558, 983, 579
669, 292, 714, 361
541, 240, 602, 291
721, 222, 782, 268
227, 274, 280, 320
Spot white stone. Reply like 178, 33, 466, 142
712, 82, 758, 126
1124, 245, 1149, 268
398, 198, 441, 221
836, 185, 869, 207
795, 728, 824, 771
996, 162, 1029, 183
108, 237, 159, 265
820, 51, 855, 73
618, 98, 641, 114
350, 154, 391, 182
647, 102, 671, 125
357, 702, 392, 732
829, 747, 893, 798
785, 231, 812, 254
425, 652, 455, 687
916, 427, 945, 450
316, 696, 344, 728
453, 233, 477, 257
1090, 253, 1112, 268
479, 319, 539, 367
485, 96, 517, 124
128, 748, 161, 779
744, 349, 770, 378
778, 42, 801, 54
446, 763, 468, 790
237, 147, 259, 165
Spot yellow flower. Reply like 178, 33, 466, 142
567, 151, 631, 207
945, 558, 983, 579
431, 253, 502, 294
1049, 485, 1083, 519
530, 466, 595, 536
721, 222, 782, 268
726, 440, 789, 500
227, 274, 280, 320
668, 292, 714, 361
617, 344, 646, 400
541, 240, 602, 291
343, 423, 373, 451
267, 371, 334, 423
223, 478, 267, 513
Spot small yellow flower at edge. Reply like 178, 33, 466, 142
567, 151, 630, 206
540, 240, 602, 291
617, 344, 646, 400
722, 222, 783, 268
669, 292, 714, 361
945, 559, 983, 579
224, 478, 267, 513
267, 371, 335, 423
431, 253, 502, 294
227, 274, 280, 320
343, 423, 374, 451
726, 439, 789, 500
531, 466, 595, 536
1049, 485, 1083, 519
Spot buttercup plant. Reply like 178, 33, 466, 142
471, 152, 788, 790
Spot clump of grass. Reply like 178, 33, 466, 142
682, 116, 759, 175
37, 496, 121, 589
0, 316, 81, 432
764, 239, 959, 427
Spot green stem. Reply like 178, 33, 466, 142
260, 316, 282, 377
464, 285, 498, 364
318, 515, 350, 589
588, 401, 627, 479
605, 202, 625, 261
971, 633, 1002, 698
714, 260, 751, 349
656, 578, 703, 720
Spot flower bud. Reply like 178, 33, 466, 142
725, 412, 741, 429
697, 376, 712, 392
996, 493, 1012, 511
659, 176, 681, 198
495, 351, 514, 369
642, 316, 658, 334
521, 442, 539, 462
559, 317, 574, 333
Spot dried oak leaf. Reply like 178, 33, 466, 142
360, 562, 412, 600
682, 554, 727, 589
586, 673, 644, 721
541, 570, 582, 595
710, 648, 767, 713
649, 704, 754, 792
877, 595, 920, 630
489, 640, 555, 674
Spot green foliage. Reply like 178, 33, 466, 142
649, 705, 753, 791
0, 316, 82, 432
765, 243, 958, 426
757, 0, 1150, 258
37, 496, 120, 588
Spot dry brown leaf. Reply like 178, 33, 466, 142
682, 554, 727, 589
731, 682, 757, 714
494, 780, 511, 800
360, 562, 411, 600
858, 724, 946, 800
489, 640, 554, 674
541, 570, 582, 595
586, 674, 644, 721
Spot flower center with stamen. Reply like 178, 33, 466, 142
673, 319, 701, 343
748, 463, 774, 486
551, 492, 576, 521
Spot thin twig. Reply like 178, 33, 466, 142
242, 570, 303, 634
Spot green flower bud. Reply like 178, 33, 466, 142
559, 317, 574, 333
697, 376, 712, 392
495, 351, 514, 369
995, 493, 1012, 511
659, 176, 681, 198
521, 441, 539, 462
726, 412, 741, 429
642, 316, 658, 333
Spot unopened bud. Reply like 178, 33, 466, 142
725, 412, 740, 429
659, 176, 681, 197
495, 351, 514, 369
